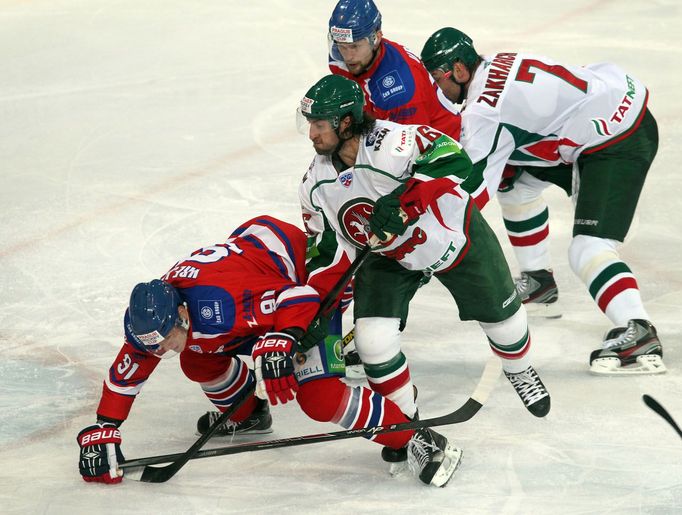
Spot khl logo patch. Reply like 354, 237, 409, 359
339, 171, 353, 188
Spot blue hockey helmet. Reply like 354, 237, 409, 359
328, 0, 382, 62
128, 279, 182, 354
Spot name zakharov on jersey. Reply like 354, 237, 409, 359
300, 119, 475, 296
459, 51, 648, 204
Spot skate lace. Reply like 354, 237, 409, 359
603, 322, 638, 350
207, 411, 238, 434
407, 432, 439, 474
515, 273, 531, 296
506, 369, 546, 406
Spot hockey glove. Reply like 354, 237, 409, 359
498, 164, 522, 192
252, 332, 299, 405
298, 315, 331, 353
370, 184, 408, 240
77, 422, 124, 484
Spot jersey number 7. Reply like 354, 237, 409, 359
515, 59, 588, 93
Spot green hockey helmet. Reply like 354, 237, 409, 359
420, 27, 479, 73
299, 74, 365, 130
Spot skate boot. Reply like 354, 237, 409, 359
589, 319, 666, 375
196, 398, 273, 436
504, 366, 551, 417
515, 269, 561, 319
344, 346, 365, 379
380, 386, 419, 476
406, 428, 462, 487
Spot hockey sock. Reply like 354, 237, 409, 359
500, 195, 552, 271
480, 307, 532, 373
296, 377, 413, 449
568, 235, 650, 325
198, 357, 256, 422
355, 317, 417, 418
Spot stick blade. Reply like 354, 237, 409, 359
642, 394, 682, 439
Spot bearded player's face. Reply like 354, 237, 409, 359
308, 119, 339, 156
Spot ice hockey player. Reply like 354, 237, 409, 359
76, 216, 458, 487
326, 1, 463, 374
296, 74, 551, 479
420, 28, 665, 375
327, 0, 460, 139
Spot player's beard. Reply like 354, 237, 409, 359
313, 133, 344, 156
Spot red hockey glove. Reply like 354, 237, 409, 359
252, 332, 299, 406
77, 422, 124, 484
498, 164, 521, 192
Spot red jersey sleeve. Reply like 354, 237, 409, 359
96, 340, 161, 423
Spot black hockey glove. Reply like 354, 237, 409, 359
77, 422, 125, 484
298, 315, 332, 352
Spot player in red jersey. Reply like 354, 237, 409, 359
327, 0, 460, 139
76, 216, 446, 487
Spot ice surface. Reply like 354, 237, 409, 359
1, 1, 680, 514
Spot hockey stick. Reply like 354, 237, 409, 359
122, 384, 255, 483
119, 357, 501, 471
316, 245, 370, 318
121, 246, 372, 483
642, 394, 682, 439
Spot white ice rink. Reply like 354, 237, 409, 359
1, 1, 681, 513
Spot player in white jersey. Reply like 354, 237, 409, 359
420, 28, 664, 375
296, 74, 551, 484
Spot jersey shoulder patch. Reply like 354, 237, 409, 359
367, 42, 417, 110
415, 134, 464, 165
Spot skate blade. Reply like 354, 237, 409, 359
589, 354, 667, 375
430, 445, 463, 488
388, 460, 409, 477
195, 427, 274, 438
345, 364, 366, 380
523, 301, 562, 319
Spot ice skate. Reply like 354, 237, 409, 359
590, 319, 666, 375
381, 445, 409, 476
343, 341, 365, 379
197, 398, 273, 436
515, 269, 561, 319
380, 386, 419, 476
505, 366, 551, 417
406, 428, 462, 487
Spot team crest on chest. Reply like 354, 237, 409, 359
338, 198, 377, 248
338, 171, 353, 188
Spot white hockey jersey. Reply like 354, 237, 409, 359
299, 120, 474, 285
461, 52, 649, 203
